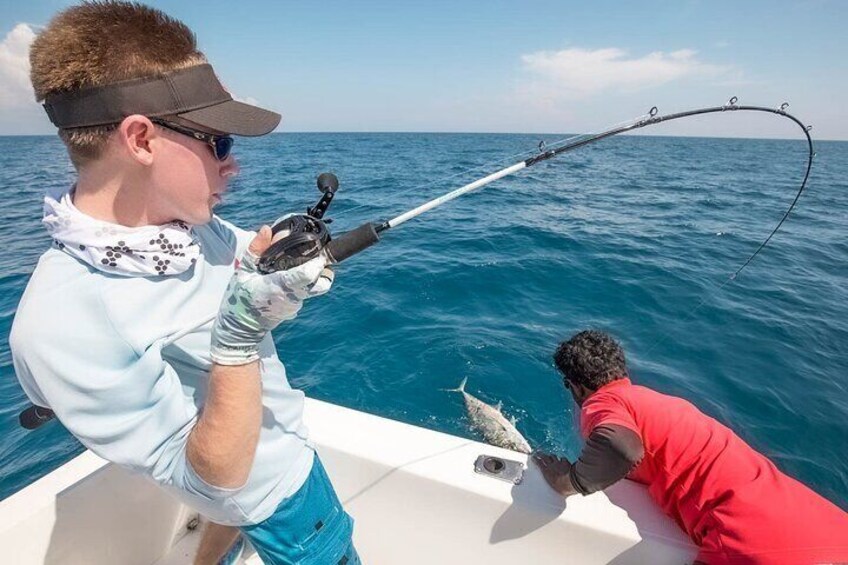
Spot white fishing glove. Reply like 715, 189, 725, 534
210, 226, 334, 366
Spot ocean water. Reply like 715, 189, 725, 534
1, 130, 846, 511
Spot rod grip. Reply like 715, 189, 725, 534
325, 223, 380, 263
19, 405, 56, 430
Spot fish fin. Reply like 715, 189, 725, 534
509, 415, 517, 426
495, 401, 503, 412
440, 377, 468, 394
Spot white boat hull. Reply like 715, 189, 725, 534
0, 399, 697, 564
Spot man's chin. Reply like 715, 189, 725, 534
174, 210, 213, 226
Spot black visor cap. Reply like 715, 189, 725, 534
42, 64, 280, 137
178, 99, 280, 137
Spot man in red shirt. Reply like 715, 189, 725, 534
534, 330, 848, 564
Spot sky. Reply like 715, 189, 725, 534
1, 0, 846, 139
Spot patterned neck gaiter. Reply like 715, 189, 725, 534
42, 186, 202, 277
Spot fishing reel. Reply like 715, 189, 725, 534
257, 173, 339, 274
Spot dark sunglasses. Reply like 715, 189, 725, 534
151, 118, 234, 161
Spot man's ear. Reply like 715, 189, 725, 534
575, 383, 594, 405
118, 114, 156, 166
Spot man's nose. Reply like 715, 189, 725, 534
221, 156, 240, 178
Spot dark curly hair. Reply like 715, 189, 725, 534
553, 330, 628, 390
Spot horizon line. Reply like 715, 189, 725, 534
0, 131, 844, 142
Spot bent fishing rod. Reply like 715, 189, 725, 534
19, 97, 814, 430
258, 97, 814, 281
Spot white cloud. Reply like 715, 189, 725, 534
0, 23, 37, 109
520, 47, 734, 99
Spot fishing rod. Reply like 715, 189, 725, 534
19, 97, 814, 430
257, 97, 814, 280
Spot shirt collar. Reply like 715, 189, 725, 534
588, 377, 632, 398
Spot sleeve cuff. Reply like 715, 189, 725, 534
183, 456, 247, 500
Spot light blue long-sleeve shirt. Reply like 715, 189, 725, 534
10, 216, 314, 526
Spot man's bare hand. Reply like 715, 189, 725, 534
533, 452, 577, 497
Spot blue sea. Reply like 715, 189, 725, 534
1, 131, 846, 511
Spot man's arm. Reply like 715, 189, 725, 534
568, 424, 644, 495
185, 228, 272, 489
191, 226, 333, 489
535, 424, 644, 497
187, 361, 262, 489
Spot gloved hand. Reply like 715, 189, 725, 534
210, 225, 334, 365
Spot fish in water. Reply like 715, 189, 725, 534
445, 378, 532, 454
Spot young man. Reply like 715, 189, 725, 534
535, 330, 848, 564
10, 3, 358, 564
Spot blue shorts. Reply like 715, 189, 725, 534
240, 456, 359, 565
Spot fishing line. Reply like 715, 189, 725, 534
635, 102, 814, 356
262, 97, 813, 283
257, 96, 814, 372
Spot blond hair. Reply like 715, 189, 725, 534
30, 1, 206, 167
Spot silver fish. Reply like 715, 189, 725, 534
446, 378, 532, 454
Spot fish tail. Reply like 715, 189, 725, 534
441, 377, 468, 393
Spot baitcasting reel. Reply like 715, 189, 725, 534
257, 173, 339, 274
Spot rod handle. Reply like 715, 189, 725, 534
19, 405, 56, 430
325, 223, 380, 264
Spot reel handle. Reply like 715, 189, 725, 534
316, 173, 339, 194
309, 173, 339, 219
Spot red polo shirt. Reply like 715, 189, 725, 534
580, 378, 848, 564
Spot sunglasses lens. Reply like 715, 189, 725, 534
215, 137, 234, 160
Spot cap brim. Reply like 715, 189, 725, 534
178, 99, 281, 137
